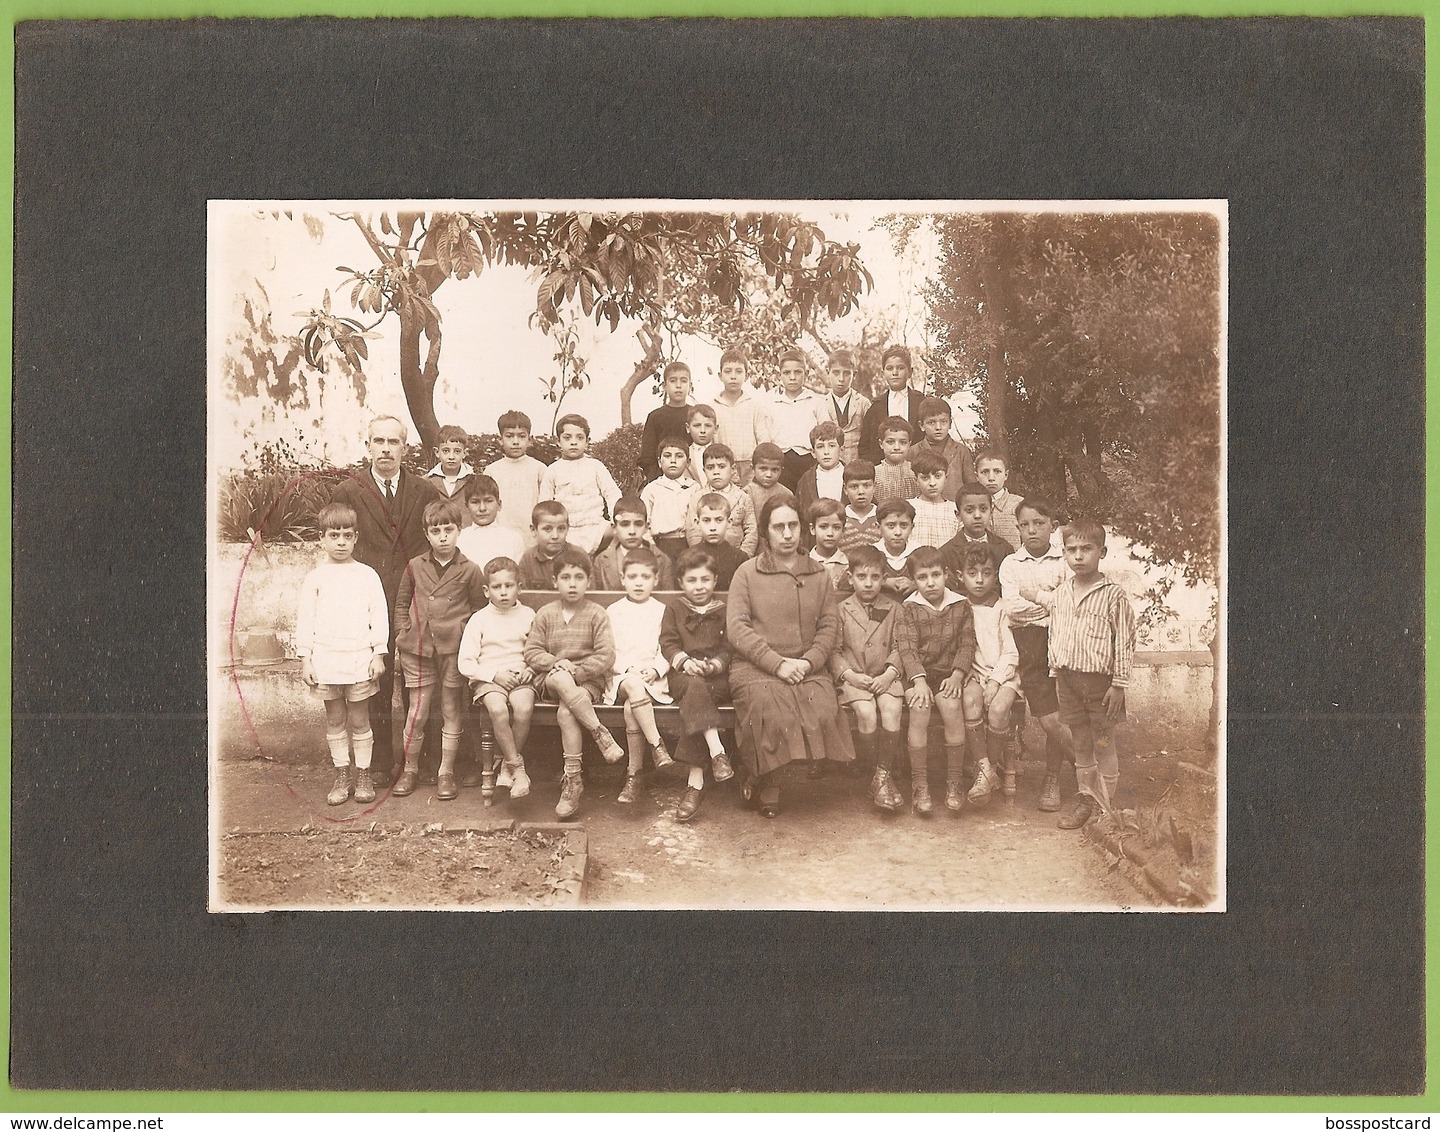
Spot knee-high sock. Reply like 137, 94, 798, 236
945, 743, 966, 785
352, 729, 373, 770
986, 724, 1008, 767
853, 730, 876, 774
327, 728, 349, 769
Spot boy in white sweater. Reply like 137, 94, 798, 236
487, 411, 548, 549
954, 542, 1020, 806
604, 547, 675, 803
538, 413, 623, 554
457, 556, 538, 801
294, 503, 390, 806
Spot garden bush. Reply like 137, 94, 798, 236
217, 428, 646, 545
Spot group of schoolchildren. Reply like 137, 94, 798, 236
294, 345, 1135, 831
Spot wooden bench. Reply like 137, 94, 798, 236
470, 591, 737, 790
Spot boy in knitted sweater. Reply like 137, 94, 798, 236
295, 503, 390, 807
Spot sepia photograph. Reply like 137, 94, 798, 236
208, 197, 1225, 913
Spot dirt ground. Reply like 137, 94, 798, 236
213, 728, 1210, 909
217, 825, 584, 910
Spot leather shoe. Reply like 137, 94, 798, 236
676, 786, 703, 822
436, 773, 458, 800
393, 768, 419, 797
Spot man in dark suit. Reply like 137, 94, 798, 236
859, 345, 928, 463
329, 414, 440, 784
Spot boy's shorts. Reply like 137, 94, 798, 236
312, 677, 380, 703
964, 671, 1019, 722
399, 649, 465, 690
471, 671, 546, 702
1056, 668, 1125, 729
838, 678, 905, 709
922, 667, 965, 696
537, 671, 606, 705
1010, 624, 1060, 716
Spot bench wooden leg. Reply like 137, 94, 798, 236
474, 709, 498, 806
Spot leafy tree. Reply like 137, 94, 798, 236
925, 210, 1222, 749
296, 210, 875, 450
925, 210, 1221, 587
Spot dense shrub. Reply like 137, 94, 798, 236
589, 423, 645, 498
218, 468, 347, 544
217, 428, 644, 544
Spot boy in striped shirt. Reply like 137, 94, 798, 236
1025, 520, 1136, 830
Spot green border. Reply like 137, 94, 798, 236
3, 3, 1430, 1114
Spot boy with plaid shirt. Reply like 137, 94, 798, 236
894, 546, 977, 816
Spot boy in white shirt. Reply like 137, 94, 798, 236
769, 348, 830, 490
456, 474, 526, 569
954, 543, 1021, 807
825, 348, 870, 465
686, 404, 719, 483
605, 548, 676, 803
295, 503, 390, 807
485, 411, 547, 549
457, 556, 538, 801
710, 348, 771, 484
641, 436, 701, 563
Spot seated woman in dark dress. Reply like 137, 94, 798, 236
726, 498, 855, 817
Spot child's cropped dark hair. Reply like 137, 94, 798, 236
751, 442, 784, 466
828, 348, 857, 368
880, 416, 913, 441
910, 449, 949, 479
663, 360, 692, 381
317, 502, 357, 532
843, 459, 876, 483
696, 492, 733, 516
620, 546, 660, 575
809, 420, 842, 447
959, 544, 998, 573
778, 347, 808, 369
555, 413, 591, 438
675, 546, 719, 578
612, 495, 648, 521
551, 547, 593, 580
845, 544, 885, 574
703, 444, 736, 467
688, 403, 718, 424
436, 424, 469, 446
955, 481, 992, 507
532, 500, 568, 526
719, 347, 748, 369
807, 497, 844, 525
880, 344, 913, 373
876, 499, 916, 524
918, 396, 951, 423
657, 434, 691, 458
1015, 495, 1058, 523
975, 448, 1009, 471
463, 474, 500, 501
424, 498, 465, 528
497, 410, 532, 434
909, 546, 945, 575
483, 556, 520, 582
1062, 519, 1107, 546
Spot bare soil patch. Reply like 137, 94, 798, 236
217, 825, 584, 910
